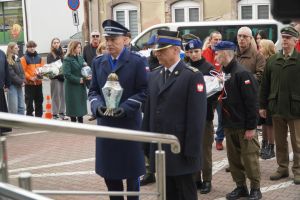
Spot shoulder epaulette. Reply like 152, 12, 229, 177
186, 65, 199, 72
152, 65, 163, 71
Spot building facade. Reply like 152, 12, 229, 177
95, 0, 272, 38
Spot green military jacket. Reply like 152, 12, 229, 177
260, 49, 300, 119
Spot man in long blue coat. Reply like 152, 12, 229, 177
142, 30, 207, 200
88, 19, 148, 200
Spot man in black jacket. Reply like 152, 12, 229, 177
215, 41, 262, 200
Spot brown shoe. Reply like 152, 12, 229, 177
270, 171, 289, 180
88, 116, 96, 121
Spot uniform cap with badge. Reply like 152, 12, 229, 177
102, 19, 130, 37
154, 30, 182, 51
280, 26, 299, 38
186, 39, 203, 50
214, 41, 236, 51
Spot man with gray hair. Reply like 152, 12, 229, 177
236, 26, 265, 83
83, 30, 101, 67
260, 26, 300, 185
215, 41, 262, 200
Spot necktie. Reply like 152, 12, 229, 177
164, 69, 171, 83
112, 59, 117, 70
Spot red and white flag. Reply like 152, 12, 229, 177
244, 80, 251, 85
197, 83, 204, 92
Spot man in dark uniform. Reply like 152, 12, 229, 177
214, 41, 262, 200
187, 38, 216, 194
260, 26, 300, 185
142, 30, 207, 200
88, 19, 148, 200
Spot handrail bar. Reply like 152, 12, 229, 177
0, 112, 180, 153
34, 190, 159, 196
0, 182, 53, 200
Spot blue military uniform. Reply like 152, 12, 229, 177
88, 19, 147, 200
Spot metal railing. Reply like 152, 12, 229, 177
0, 182, 52, 200
0, 112, 181, 200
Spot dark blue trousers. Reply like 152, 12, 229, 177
104, 178, 140, 200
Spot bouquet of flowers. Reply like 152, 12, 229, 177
36, 59, 63, 79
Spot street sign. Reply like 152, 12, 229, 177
68, 0, 80, 11
72, 10, 79, 26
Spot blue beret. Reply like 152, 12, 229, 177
102, 19, 129, 36
186, 39, 203, 50
214, 41, 236, 51
154, 30, 182, 51
147, 35, 157, 45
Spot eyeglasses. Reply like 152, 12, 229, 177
92, 35, 100, 38
237, 34, 250, 39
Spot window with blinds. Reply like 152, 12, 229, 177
113, 3, 139, 38
175, 9, 184, 22
189, 8, 199, 22
238, 0, 271, 20
258, 5, 269, 19
129, 10, 138, 38
116, 11, 126, 27
172, 1, 201, 23
241, 6, 252, 19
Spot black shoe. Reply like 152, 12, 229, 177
140, 173, 155, 186
196, 180, 202, 190
225, 167, 230, 172
249, 188, 262, 200
260, 140, 268, 157
262, 144, 275, 160
199, 181, 211, 194
226, 186, 249, 200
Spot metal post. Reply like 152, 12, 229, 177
18, 172, 32, 191
0, 136, 8, 183
155, 143, 166, 200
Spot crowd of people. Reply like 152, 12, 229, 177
1, 19, 300, 200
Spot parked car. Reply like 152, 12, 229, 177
60, 31, 82, 53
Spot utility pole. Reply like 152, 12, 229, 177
83, 0, 90, 44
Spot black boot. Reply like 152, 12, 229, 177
199, 181, 211, 194
195, 180, 202, 189
226, 186, 249, 200
262, 144, 275, 160
249, 188, 262, 200
260, 140, 268, 158
140, 173, 156, 186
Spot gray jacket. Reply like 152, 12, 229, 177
8, 56, 25, 87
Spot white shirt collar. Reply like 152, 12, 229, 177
165, 59, 180, 73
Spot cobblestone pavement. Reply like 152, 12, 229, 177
4, 117, 300, 200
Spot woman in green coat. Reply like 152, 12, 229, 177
63, 41, 90, 123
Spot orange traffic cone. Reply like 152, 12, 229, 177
44, 95, 53, 119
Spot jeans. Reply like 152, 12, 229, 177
7, 85, 25, 115
215, 102, 224, 142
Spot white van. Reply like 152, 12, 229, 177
131, 19, 284, 50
